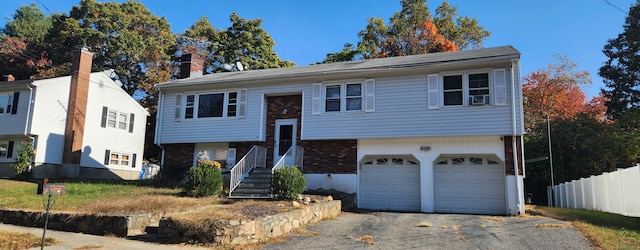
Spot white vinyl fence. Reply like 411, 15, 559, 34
550, 165, 640, 217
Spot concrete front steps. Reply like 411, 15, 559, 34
229, 168, 273, 198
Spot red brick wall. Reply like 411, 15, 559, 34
162, 143, 195, 174
62, 48, 93, 164
229, 94, 358, 174
300, 140, 357, 174
504, 136, 524, 175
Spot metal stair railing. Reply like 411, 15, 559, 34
229, 145, 266, 196
272, 146, 303, 174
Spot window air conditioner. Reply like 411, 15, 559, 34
469, 95, 490, 105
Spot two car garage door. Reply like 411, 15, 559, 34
359, 156, 506, 215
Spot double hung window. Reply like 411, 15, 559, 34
440, 71, 492, 107
178, 89, 246, 120
0, 92, 15, 114
324, 82, 362, 112
103, 108, 130, 131
104, 150, 136, 168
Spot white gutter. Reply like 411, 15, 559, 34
510, 59, 523, 214
24, 83, 36, 172
23, 84, 35, 135
155, 90, 166, 167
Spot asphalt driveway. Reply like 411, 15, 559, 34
261, 212, 591, 250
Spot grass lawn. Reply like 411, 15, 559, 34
0, 179, 295, 220
528, 205, 640, 249
0, 230, 57, 250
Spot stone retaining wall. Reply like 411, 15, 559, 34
159, 200, 341, 245
0, 209, 153, 237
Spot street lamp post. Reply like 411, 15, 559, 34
547, 115, 555, 206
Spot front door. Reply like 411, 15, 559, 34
274, 119, 297, 165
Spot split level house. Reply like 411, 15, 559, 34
155, 46, 526, 215
0, 48, 148, 180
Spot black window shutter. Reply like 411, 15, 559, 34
104, 150, 110, 165
132, 153, 137, 168
129, 113, 135, 133
7, 141, 14, 158
11, 92, 19, 114
101, 107, 108, 127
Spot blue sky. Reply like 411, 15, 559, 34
0, 0, 635, 97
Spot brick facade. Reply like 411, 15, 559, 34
62, 48, 93, 165
229, 94, 357, 174
504, 136, 524, 175
162, 143, 195, 174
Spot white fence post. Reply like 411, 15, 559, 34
552, 165, 640, 217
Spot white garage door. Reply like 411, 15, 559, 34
360, 156, 421, 212
434, 156, 506, 215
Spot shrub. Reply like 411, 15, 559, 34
184, 160, 222, 197
271, 166, 306, 200
12, 141, 34, 176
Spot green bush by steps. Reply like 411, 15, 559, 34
184, 160, 223, 197
271, 166, 306, 200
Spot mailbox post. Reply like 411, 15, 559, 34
39, 179, 66, 250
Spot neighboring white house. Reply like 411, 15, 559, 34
155, 46, 526, 215
0, 48, 148, 180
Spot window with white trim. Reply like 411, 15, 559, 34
101, 107, 131, 132
324, 81, 362, 112
442, 72, 490, 106
194, 146, 236, 167
0, 141, 9, 158
428, 69, 506, 109
0, 92, 15, 114
179, 90, 246, 119
109, 152, 132, 167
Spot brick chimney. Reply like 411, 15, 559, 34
62, 47, 93, 166
179, 53, 204, 79
2, 75, 15, 81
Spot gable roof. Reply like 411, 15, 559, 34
157, 45, 520, 89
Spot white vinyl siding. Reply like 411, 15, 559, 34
80, 72, 147, 170
302, 67, 521, 140
157, 63, 522, 143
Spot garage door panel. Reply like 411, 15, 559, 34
434, 157, 506, 215
360, 158, 420, 212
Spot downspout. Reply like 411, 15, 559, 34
24, 83, 36, 172
510, 58, 523, 214
155, 90, 165, 167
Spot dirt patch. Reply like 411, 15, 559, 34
354, 235, 377, 246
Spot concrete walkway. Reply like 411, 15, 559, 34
0, 223, 207, 250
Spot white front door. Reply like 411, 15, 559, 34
274, 119, 297, 165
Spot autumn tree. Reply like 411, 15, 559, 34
0, 4, 55, 79
522, 55, 594, 132
600, 1, 640, 119
323, 0, 489, 63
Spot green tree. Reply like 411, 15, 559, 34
47, 0, 176, 108
318, 43, 363, 64
211, 13, 294, 72
3, 4, 52, 42
599, 1, 640, 119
